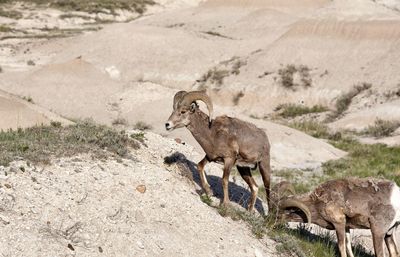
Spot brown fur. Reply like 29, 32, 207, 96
166, 93, 271, 212
278, 178, 400, 257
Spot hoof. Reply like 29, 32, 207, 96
204, 187, 213, 197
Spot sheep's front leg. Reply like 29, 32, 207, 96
197, 156, 212, 196
221, 158, 235, 207
333, 222, 347, 257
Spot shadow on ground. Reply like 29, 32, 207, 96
164, 151, 266, 215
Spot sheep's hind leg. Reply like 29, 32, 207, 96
385, 233, 398, 257
345, 229, 354, 257
197, 156, 212, 196
370, 222, 386, 257
237, 166, 258, 212
333, 222, 347, 257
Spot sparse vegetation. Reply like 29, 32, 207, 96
232, 91, 244, 105
202, 30, 232, 39
230, 58, 246, 75
0, 27, 100, 40
112, 117, 128, 126
330, 82, 372, 119
130, 131, 145, 144
287, 120, 332, 139
361, 118, 400, 138
58, 13, 93, 20
278, 64, 312, 90
275, 103, 328, 118
217, 205, 266, 239
197, 68, 230, 89
197, 57, 246, 89
0, 120, 141, 166
27, 60, 35, 66
0, 24, 12, 32
133, 121, 152, 131
22, 96, 33, 103
0, 8, 22, 19
0, 0, 155, 14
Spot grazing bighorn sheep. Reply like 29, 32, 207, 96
165, 90, 271, 211
276, 178, 400, 257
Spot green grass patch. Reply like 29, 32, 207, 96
287, 120, 332, 139
323, 140, 400, 185
280, 120, 400, 188
0, 120, 142, 166
275, 103, 328, 118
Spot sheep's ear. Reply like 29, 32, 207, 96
190, 102, 197, 112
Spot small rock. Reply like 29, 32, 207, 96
136, 185, 146, 193
0, 214, 10, 225
137, 240, 145, 249
98, 246, 103, 253
156, 241, 164, 250
254, 248, 264, 257
67, 243, 75, 251
105, 65, 121, 80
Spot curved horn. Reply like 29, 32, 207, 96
180, 90, 213, 123
280, 198, 311, 224
173, 91, 187, 110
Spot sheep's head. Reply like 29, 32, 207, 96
279, 198, 311, 224
271, 181, 311, 224
165, 90, 213, 131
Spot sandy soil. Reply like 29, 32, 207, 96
0, 131, 278, 257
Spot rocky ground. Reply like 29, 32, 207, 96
0, 131, 278, 257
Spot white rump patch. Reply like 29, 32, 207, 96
389, 185, 400, 229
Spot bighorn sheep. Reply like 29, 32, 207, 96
276, 178, 400, 257
165, 90, 271, 211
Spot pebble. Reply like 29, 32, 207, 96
137, 240, 145, 249
254, 248, 264, 257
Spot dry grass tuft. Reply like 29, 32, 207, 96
362, 119, 400, 138
278, 64, 312, 90
275, 104, 328, 118
0, 120, 141, 166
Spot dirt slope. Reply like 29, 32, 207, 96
0, 89, 71, 130
0, 131, 278, 257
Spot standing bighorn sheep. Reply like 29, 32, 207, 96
276, 177, 400, 257
165, 90, 271, 211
